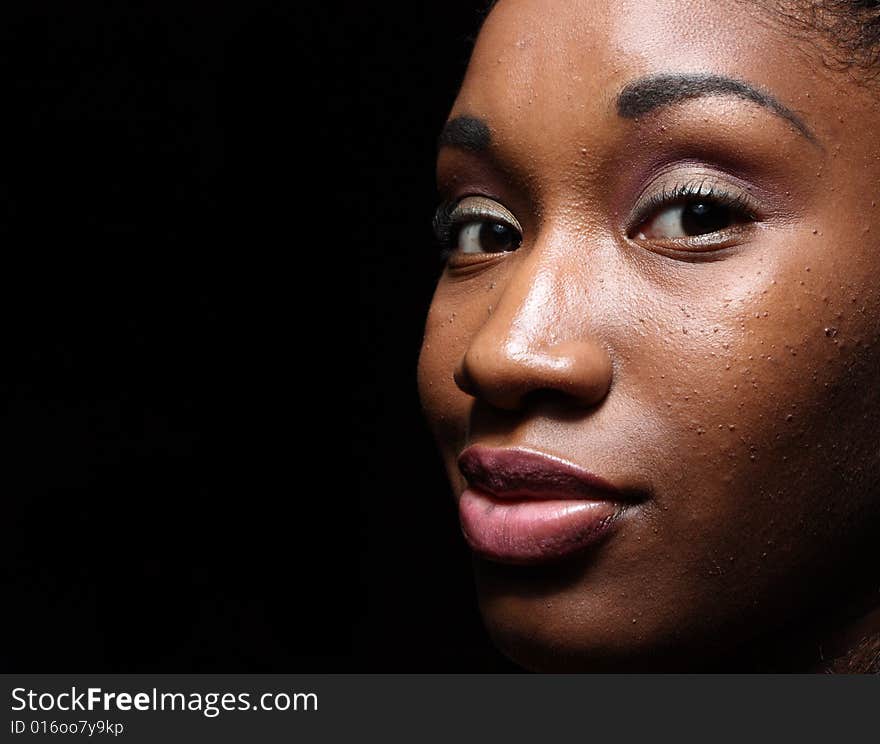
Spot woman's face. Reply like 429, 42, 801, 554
417, 0, 880, 670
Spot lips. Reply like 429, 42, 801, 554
457, 445, 641, 565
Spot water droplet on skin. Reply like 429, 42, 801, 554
728, 424, 735, 431
786, 414, 793, 422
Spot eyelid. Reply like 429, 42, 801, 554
626, 175, 762, 236
447, 196, 522, 233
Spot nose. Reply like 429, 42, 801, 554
453, 266, 613, 412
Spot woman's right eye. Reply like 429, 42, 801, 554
456, 220, 522, 254
433, 196, 523, 258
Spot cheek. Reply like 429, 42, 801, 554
632, 242, 880, 586
416, 287, 477, 473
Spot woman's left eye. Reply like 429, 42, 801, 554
637, 200, 743, 239
630, 182, 759, 245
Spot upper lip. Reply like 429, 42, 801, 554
458, 445, 636, 502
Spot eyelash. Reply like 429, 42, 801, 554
432, 200, 459, 257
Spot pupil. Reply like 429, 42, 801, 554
480, 222, 518, 252
681, 201, 733, 236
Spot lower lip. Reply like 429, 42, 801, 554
458, 487, 626, 565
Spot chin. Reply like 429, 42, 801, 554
473, 563, 749, 673
481, 612, 733, 673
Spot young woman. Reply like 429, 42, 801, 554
418, 0, 880, 672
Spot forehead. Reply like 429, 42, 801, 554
453, 0, 854, 138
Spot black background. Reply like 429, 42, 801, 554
0, 1, 516, 670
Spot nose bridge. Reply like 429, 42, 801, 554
455, 240, 613, 411
493, 255, 565, 354
491, 212, 610, 346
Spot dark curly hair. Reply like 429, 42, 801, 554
827, 634, 880, 674
767, 0, 880, 77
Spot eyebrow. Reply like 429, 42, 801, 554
616, 72, 817, 145
437, 115, 491, 152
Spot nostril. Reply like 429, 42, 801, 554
454, 348, 524, 410
453, 357, 476, 397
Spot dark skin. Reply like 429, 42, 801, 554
417, 0, 880, 671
